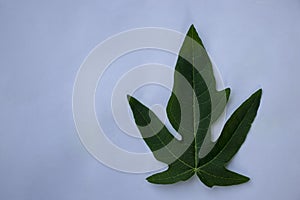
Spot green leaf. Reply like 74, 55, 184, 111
127, 25, 262, 187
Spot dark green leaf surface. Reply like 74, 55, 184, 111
127, 25, 262, 187
197, 89, 262, 187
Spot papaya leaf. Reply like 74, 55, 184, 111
127, 25, 262, 187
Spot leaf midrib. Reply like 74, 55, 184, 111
191, 29, 198, 169
198, 169, 246, 181
149, 169, 194, 181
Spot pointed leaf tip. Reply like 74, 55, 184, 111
255, 88, 263, 97
187, 24, 197, 35
186, 24, 204, 48
250, 89, 263, 103
126, 94, 131, 102
225, 88, 231, 101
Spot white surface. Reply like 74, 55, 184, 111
1, 0, 300, 199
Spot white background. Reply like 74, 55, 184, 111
1, 0, 300, 199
